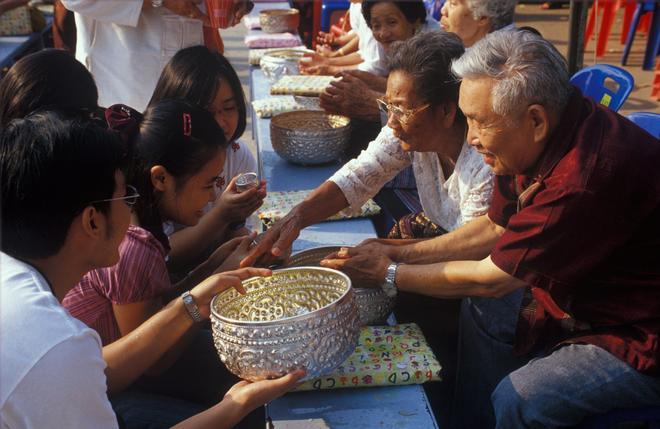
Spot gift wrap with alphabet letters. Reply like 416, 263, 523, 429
295, 323, 442, 391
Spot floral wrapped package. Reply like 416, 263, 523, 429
295, 323, 442, 391
258, 189, 380, 228
251, 96, 322, 118
248, 46, 309, 65
244, 31, 302, 49
270, 75, 336, 97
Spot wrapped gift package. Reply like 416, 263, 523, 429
258, 189, 380, 227
295, 323, 442, 391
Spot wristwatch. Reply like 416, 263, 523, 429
181, 291, 203, 322
151, 0, 163, 8
381, 263, 400, 298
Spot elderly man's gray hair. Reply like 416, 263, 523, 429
451, 30, 571, 117
388, 30, 465, 107
467, 0, 518, 32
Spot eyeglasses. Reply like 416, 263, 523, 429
91, 185, 140, 208
376, 98, 431, 125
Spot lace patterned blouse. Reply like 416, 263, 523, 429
329, 126, 494, 231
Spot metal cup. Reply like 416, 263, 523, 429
235, 172, 259, 193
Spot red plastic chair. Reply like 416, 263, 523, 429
584, 0, 623, 58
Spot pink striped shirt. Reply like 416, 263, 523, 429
63, 225, 171, 345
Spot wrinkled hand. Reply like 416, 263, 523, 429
340, 69, 387, 92
240, 211, 303, 268
190, 266, 272, 319
222, 369, 305, 420
320, 246, 392, 287
319, 73, 381, 121
217, 175, 267, 223
214, 233, 257, 273
163, 0, 209, 25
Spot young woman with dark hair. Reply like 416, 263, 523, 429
0, 49, 99, 127
62, 100, 261, 425
149, 45, 265, 274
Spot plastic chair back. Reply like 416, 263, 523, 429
570, 64, 635, 111
627, 112, 660, 138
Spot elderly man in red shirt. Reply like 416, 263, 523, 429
321, 29, 660, 428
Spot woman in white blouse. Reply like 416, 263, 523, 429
244, 30, 493, 266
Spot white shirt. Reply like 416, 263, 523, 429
0, 253, 117, 429
63, 0, 207, 112
350, 2, 387, 77
329, 126, 493, 231
357, 15, 439, 77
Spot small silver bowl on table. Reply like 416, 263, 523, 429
210, 267, 360, 381
270, 111, 351, 165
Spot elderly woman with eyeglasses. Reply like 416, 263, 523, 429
244, 30, 493, 267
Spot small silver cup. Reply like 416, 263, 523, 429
236, 172, 259, 193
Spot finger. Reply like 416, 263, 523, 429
204, 273, 245, 295
238, 232, 257, 251
240, 229, 279, 267
271, 225, 298, 258
256, 369, 307, 396
319, 258, 346, 270
219, 236, 244, 254
225, 266, 272, 280
225, 174, 240, 192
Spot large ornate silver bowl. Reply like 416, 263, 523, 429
270, 111, 351, 165
259, 9, 299, 34
286, 246, 396, 325
210, 267, 360, 381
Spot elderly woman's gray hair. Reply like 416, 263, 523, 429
451, 30, 571, 117
467, 0, 517, 32
388, 30, 465, 107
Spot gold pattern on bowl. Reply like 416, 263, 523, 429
286, 247, 396, 325
210, 267, 360, 381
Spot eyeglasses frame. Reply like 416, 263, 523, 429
376, 98, 431, 125
90, 184, 140, 208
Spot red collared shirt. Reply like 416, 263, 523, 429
488, 90, 660, 375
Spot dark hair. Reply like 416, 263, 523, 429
115, 100, 227, 247
0, 49, 99, 127
388, 31, 465, 109
1, 111, 125, 260
362, 0, 427, 29
148, 45, 246, 143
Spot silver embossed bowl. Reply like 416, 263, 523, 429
259, 9, 300, 34
210, 267, 360, 381
286, 246, 396, 325
270, 111, 351, 165
260, 49, 306, 83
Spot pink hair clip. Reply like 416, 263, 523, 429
183, 113, 192, 136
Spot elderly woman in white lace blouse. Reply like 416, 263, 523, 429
244, 30, 493, 266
